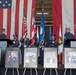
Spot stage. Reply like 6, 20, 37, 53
0, 65, 76, 75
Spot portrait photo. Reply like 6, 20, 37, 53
64, 48, 76, 68
45, 52, 55, 64
7, 51, 18, 64
24, 48, 37, 68
44, 48, 57, 68
5, 48, 19, 68
25, 52, 36, 63
66, 52, 76, 64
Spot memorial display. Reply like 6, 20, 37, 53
24, 48, 37, 68
64, 48, 76, 68
5, 48, 19, 68
44, 48, 57, 68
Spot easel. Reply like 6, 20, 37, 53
43, 68, 58, 75
64, 69, 72, 75
4, 68, 19, 75
23, 68, 38, 75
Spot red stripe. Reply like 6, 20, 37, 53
52, 0, 62, 40
31, 0, 36, 35
7, 8, 11, 39
22, 0, 28, 38
74, 0, 76, 38
15, 0, 20, 39
52, 0, 62, 65
33, 0, 36, 34
0, 9, 3, 34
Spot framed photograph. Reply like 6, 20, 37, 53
64, 48, 76, 69
5, 48, 20, 68
0, 48, 1, 65
44, 48, 58, 68
24, 48, 37, 68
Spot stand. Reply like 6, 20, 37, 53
43, 68, 58, 75
4, 68, 19, 75
64, 69, 72, 75
23, 68, 38, 75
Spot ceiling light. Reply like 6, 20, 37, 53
37, 13, 49, 15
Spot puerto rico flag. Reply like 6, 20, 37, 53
30, 8, 36, 45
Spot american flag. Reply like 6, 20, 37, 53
0, 0, 36, 40
30, 8, 36, 45
22, 9, 27, 38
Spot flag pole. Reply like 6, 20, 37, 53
58, 25, 63, 65
39, 1, 44, 48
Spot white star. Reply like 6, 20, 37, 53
0, 1, 2, 3
6, 1, 8, 3
8, 4, 10, 6
3, 4, 5, 7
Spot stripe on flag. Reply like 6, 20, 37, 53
27, 0, 33, 39
22, 9, 27, 38
31, 9, 36, 45
7, 9, 11, 38
15, 0, 20, 39
18, 0, 24, 40
0, 9, 3, 33
74, 0, 76, 38
10, 0, 16, 39
30, 0, 36, 45
3, 9, 7, 35
62, 0, 74, 39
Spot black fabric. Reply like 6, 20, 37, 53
0, 34, 6, 39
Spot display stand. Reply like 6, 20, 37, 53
4, 68, 19, 75
43, 68, 58, 75
23, 68, 38, 75
64, 69, 72, 75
